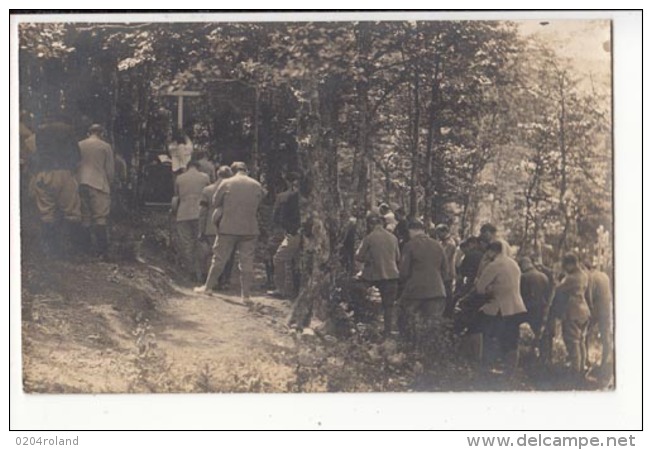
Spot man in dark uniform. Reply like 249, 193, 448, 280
456, 237, 484, 295
399, 219, 449, 351
434, 223, 458, 317
476, 223, 499, 277
355, 212, 401, 338
30, 114, 84, 258
267, 172, 301, 299
519, 256, 551, 341
393, 207, 410, 249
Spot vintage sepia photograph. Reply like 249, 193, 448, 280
16, 13, 614, 396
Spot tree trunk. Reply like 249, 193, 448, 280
351, 24, 372, 213
423, 70, 440, 226
557, 73, 570, 257
109, 67, 119, 148
408, 69, 420, 219
289, 77, 343, 329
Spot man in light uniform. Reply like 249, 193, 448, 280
195, 162, 264, 304
77, 124, 115, 258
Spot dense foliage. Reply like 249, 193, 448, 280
19, 21, 612, 310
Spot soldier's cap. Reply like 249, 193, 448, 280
480, 223, 497, 234
487, 241, 504, 254
562, 253, 579, 267
366, 211, 382, 224
89, 124, 105, 134
435, 223, 449, 234
519, 256, 534, 271
407, 219, 425, 230
230, 161, 248, 172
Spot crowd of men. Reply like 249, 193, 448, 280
20, 113, 613, 385
173, 154, 614, 383
20, 114, 124, 260
353, 210, 614, 383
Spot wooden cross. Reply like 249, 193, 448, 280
163, 90, 201, 129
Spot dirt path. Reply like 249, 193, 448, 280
21, 252, 304, 393
146, 288, 299, 392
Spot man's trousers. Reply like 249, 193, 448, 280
273, 233, 301, 298
205, 234, 257, 299
177, 219, 202, 281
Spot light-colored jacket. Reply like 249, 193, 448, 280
475, 254, 527, 316
174, 167, 210, 222
77, 136, 114, 193
213, 172, 264, 236
586, 270, 613, 321
169, 138, 193, 172
440, 235, 457, 282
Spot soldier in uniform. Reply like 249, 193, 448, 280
195, 162, 264, 304
30, 113, 84, 258
354, 212, 401, 338
267, 172, 302, 300
434, 223, 458, 317
172, 160, 210, 281
399, 220, 450, 352
197, 165, 233, 287
519, 256, 551, 341
585, 262, 614, 381
548, 254, 592, 378
77, 124, 115, 258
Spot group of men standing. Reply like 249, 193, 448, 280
163, 159, 614, 382
170, 155, 301, 307
169, 156, 263, 303
353, 209, 614, 382
22, 115, 117, 260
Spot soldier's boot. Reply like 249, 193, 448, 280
41, 222, 59, 259
383, 305, 396, 338
79, 225, 92, 255
94, 225, 109, 260
264, 260, 275, 290
504, 349, 520, 375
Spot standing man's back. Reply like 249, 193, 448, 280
586, 267, 613, 378
173, 161, 210, 281
355, 213, 400, 336
33, 119, 81, 173
215, 169, 264, 236
475, 241, 527, 371
398, 220, 449, 349
31, 115, 84, 258
195, 151, 216, 183
400, 230, 449, 302
196, 162, 264, 303
268, 172, 302, 299
78, 129, 114, 194
77, 124, 115, 258
519, 257, 550, 339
